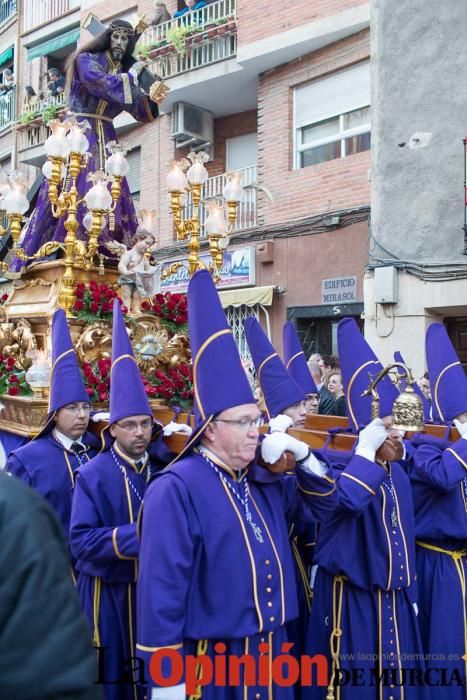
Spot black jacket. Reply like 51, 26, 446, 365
0, 471, 101, 700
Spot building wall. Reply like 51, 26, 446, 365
257, 29, 370, 227
365, 0, 467, 371
236, 0, 367, 46
255, 218, 368, 350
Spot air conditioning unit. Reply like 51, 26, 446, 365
171, 102, 214, 149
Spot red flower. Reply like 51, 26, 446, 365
101, 302, 112, 313
8, 374, 19, 383
90, 302, 99, 313
175, 314, 187, 325
152, 304, 161, 314
155, 293, 165, 304
1, 293, 9, 301
7, 385, 20, 396
86, 387, 94, 397
99, 392, 108, 402
121, 305, 128, 314
141, 300, 151, 311
167, 299, 177, 311
88, 374, 98, 385
6, 357, 16, 371
75, 288, 84, 299
73, 300, 84, 311
178, 364, 190, 377
97, 382, 108, 393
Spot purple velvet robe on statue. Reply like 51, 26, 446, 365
70, 446, 162, 700
137, 450, 338, 699
12, 50, 158, 272
407, 434, 467, 699
304, 455, 425, 700
6, 431, 99, 558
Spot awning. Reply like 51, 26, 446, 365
219, 285, 274, 309
0, 46, 13, 67
27, 27, 80, 61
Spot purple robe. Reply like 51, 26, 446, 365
13, 50, 158, 272
407, 433, 467, 698
304, 455, 425, 700
70, 446, 162, 700
137, 449, 338, 699
6, 431, 99, 559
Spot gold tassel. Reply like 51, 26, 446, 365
109, 212, 115, 231
189, 639, 209, 700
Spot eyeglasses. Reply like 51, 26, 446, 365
213, 417, 264, 430
115, 419, 154, 432
63, 403, 92, 414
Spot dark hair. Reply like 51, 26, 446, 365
321, 354, 340, 370
423, 371, 429, 380
48, 67, 61, 77
65, 19, 137, 91
25, 85, 36, 98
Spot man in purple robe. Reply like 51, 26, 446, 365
70, 299, 161, 700
13, 19, 165, 272
136, 270, 338, 700
302, 318, 424, 700
6, 308, 99, 565
406, 323, 467, 698
244, 316, 319, 689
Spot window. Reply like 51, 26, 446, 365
294, 61, 370, 169
126, 148, 141, 200
226, 133, 257, 171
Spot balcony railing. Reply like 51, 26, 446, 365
22, 92, 67, 115
22, 0, 79, 33
182, 165, 258, 238
148, 33, 236, 80
0, 89, 16, 130
0, 0, 16, 26
18, 122, 49, 152
139, 0, 236, 47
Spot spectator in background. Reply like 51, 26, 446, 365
325, 370, 347, 417
0, 68, 14, 93
23, 85, 39, 107
319, 353, 340, 374
418, 372, 431, 402
47, 67, 65, 97
173, 0, 206, 18
308, 358, 336, 415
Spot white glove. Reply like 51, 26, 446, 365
453, 418, 467, 439
151, 684, 186, 700
268, 414, 293, 433
163, 421, 193, 437
355, 418, 388, 462
300, 450, 329, 477
261, 432, 309, 464
91, 411, 110, 422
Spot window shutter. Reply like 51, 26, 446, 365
294, 61, 370, 128
226, 133, 258, 170
126, 148, 141, 196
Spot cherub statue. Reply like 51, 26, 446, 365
108, 228, 159, 315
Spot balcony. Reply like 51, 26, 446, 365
182, 165, 257, 238
139, 0, 237, 81
0, 89, 16, 131
0, 0, 16, 27
22, 0, 79, 33
21, 91, 66, 117
17, 94, 67, 166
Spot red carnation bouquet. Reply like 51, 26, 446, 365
140, 292, 188, 333
0, 354, 32, 396
72, 281, 127, 321
143, 361, 193, 410
82, 357, 111, 403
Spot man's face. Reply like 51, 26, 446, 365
110, 31, 129, 61
110, 414, 153, 459
203, 404, 260, 470
377, 416, 404, 462
418, 378, 431, 400
283, 400, 307, 428
48, 72, 59, 83
305, 393, 319, 415
54, 402, 91, 439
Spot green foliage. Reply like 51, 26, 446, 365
166, 24, 195, 56
41, 104, 59, 125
